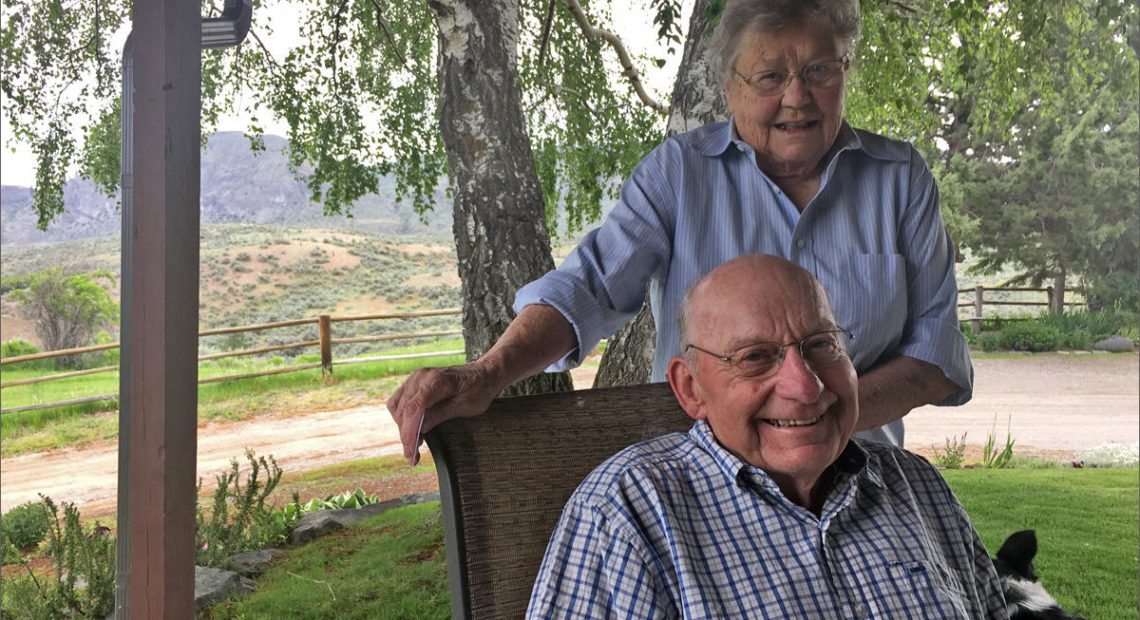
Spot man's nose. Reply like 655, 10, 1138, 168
774, 347, 824, 402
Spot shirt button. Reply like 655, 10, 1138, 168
796, 239, 806, 249
854, 603, 867, 617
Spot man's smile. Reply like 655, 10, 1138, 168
764, 413, 823, 427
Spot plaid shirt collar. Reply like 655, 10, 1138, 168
688, 419, 886, 517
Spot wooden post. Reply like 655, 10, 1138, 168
972, 285, 984, 333
319, 315, 333, 378
116, 0, 201, 613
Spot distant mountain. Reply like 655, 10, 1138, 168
0, 132, 454, 245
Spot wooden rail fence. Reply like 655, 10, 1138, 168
0, 308, 463, 415
2, 287, 1087, 415
958, 286, 1084, 332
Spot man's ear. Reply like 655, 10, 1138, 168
667, 355, 707, 421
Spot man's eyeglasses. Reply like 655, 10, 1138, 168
735, 56, 851, 97
684, 329, 853, 378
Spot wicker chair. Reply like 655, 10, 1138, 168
424, 382, 692, 619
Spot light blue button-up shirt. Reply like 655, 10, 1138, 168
527, 422, 1009, 619
515, 119, 972, 447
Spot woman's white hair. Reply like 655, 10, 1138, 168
709, 0, 861, 84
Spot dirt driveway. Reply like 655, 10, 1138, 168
1, 353, 1136, 518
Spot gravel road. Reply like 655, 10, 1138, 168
2, 353, 1136, 517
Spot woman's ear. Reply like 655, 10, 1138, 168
667, 355, 707, 421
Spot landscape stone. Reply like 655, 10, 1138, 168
288, 490, 441, 545
228, 548, 286, 577
195, 565, 255, 610
1093, 336, 1135, 353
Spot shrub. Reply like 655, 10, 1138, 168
977, 332, 1002, 353
0, 274, 34, 295
235, 252, 252, 262
999, 322, 1060, 352
1118, 324, 1140, 347
76, 330, 119, 370
931, 433, 966, 469
959, 324, 978, 347
1059, 328, 1092, 351
1, 497, 115, 618
0, 339, 55, 371
1, 338, 39, 359
1037, 305, 1140, 343
2, 501, 52, 552
1078, 442, 1140, 468
196, 449, 285, 568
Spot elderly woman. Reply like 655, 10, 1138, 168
388, 0, 971, 462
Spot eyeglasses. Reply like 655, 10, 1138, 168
735, 56, 850, 97
684, 328, 853, 378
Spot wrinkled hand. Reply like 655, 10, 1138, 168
386, 363, 501, 466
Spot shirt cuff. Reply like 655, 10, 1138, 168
513, 271, 615, 372
895, 317, 974, 406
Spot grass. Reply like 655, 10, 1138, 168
200, 501, 448, 620
944, 468, 1140, 619
194, 465, 1138, 619
0, 339, 465, 456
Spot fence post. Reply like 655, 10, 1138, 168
972, 285, 984, 332
1046, 286, 1055, 313
319, 315, 333, 378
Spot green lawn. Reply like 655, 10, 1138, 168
200, 468, 1139, 619
200, 501, 449, 620
945, 468, 1140, 619
0, 339, 465, 456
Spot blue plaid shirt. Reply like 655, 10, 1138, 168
528, 421, 1008, 619
515, 120, 972, 447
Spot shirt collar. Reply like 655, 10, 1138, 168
688, 420, 884, 498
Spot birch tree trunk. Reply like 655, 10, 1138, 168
593, 0, 729, 388
431, 0, 573, 396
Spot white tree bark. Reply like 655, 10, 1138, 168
431, 0, 573, 395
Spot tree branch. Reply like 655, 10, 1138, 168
247, 29, 282, 71
330, 0, 351, 104
537, 0, 556, 70
368, 0, 415, 76
560, 0, 667, 115
882, 0, 919, 15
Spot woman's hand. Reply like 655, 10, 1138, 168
386, 361, 503, 466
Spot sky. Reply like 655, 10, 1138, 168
0, 2, 683, 188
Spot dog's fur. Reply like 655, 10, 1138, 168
993, 530, 1086, 620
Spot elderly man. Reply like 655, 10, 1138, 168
527, 255, 1006, 619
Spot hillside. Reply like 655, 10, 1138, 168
0, 131, 606, 355
0, 225, 463, 355
0, 132, 454, 245
0, 131, 467, 353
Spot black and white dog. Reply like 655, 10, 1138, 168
993, 530, 1086, 620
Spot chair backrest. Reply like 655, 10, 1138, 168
425, 382, 692, 620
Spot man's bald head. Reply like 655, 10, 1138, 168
678, 255, 836, 354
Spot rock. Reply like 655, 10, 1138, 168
195, 565, 255, 610
288, 491, 442, 545
228, 548, 286, 577
1093, 336, 1136, 353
